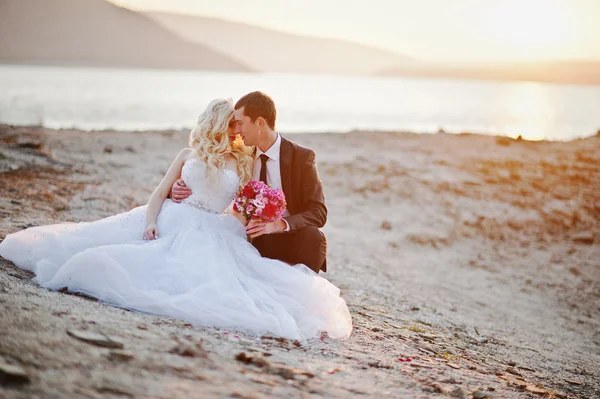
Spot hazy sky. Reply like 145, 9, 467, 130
109, 0, 600, 62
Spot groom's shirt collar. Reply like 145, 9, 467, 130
255, 133, 281, 161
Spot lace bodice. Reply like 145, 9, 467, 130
180, 158, 240, 214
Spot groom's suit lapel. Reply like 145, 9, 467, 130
279, 136, 294, 213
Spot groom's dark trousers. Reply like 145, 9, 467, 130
252, 136, 328, 273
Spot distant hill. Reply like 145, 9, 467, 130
3, 0, 595, 85
146, 12, 416, 75
380, 60, 600, 86
0, 0, 250, 71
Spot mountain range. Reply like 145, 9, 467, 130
0, 0, 248, 71
145, 11, 415, 75
1, 0, 598, 85
380, 60, 600, 85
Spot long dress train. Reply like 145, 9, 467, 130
0, 158, 352, 341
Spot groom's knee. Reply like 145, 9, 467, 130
295, 226, 327, 273
297, 226, 326, 248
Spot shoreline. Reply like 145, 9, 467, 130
1, 124, 598, 398
3, 123, 599, 143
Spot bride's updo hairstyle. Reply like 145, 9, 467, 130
189, 98, 253, 188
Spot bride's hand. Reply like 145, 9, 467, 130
143, 224, 158, 240
232, 208, 248, 226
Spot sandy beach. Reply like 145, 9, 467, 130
0, 124, 598, 398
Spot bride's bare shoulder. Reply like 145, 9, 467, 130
176, 148, 194, 161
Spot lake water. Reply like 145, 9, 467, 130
1, 65, 599, 141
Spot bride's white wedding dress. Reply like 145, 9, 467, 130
0, 157, 352, 341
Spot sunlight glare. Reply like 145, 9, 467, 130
502, 83, 555, 141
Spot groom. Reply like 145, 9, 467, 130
171, 91, 328, 273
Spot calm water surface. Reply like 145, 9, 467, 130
1, 65, 599, 141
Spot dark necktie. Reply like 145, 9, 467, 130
259, 154, 269, 184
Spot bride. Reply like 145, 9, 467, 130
0, 99, 352, 341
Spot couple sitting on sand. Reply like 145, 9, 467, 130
0, 91, 352, 341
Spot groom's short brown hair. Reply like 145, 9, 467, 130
235, 91, 276, 130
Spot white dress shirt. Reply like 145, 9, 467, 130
254, 134, 290, 230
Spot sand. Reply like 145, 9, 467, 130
0, 124, 598, 399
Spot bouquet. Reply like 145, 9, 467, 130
233, 181, 286, 223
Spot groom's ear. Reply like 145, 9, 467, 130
255, 117, 266, 128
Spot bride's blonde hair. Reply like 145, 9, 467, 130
189, 98, 253, 188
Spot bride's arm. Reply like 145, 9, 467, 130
143, 149, 192, 240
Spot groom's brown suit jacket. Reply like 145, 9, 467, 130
278, 136, 327, 231
253, 135, 328, 272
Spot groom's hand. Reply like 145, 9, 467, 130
170, 179, 192, 203
246, 219, 287, 238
